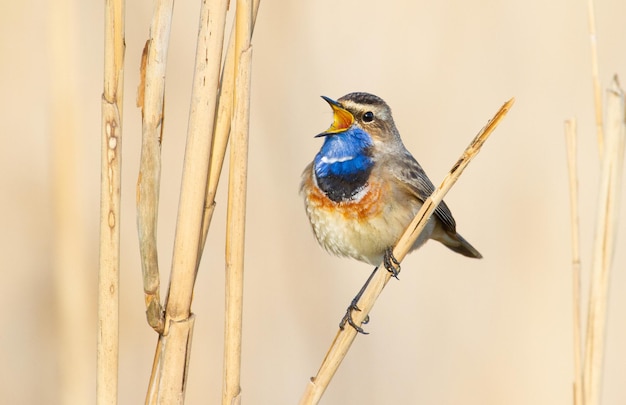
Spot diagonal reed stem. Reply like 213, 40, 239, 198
299, 98, 515, 405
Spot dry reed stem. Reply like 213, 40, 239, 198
299, 98, 515, 405
49, 1, 91, 403
199, 0, 260, 249
136, 0, 175, 334
583, 77, 625, 405
146, 315, 197, 404
145, 0, 229, 402
222, 3, 253, 400
586, 0, 604, 155
98, 1, 125, 404
564, 119, 583, 405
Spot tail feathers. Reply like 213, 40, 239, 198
442, 232, 482, 259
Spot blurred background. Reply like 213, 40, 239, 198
1, 0, 625, 404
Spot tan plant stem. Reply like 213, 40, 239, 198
145, 0, 229, 403
583, 77, 625, 405
136, 0, 175, 334
299, 98, 515, 405
222, 2, 253, 403
199, 0, 260, 250
49, 1, 91, 403
98, 0, 125, 404
564, 119, 583, 405
587, 0, 604, 155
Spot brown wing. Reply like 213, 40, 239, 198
388, 150, 457, 233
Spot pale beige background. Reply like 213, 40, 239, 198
1, 0, 625, 404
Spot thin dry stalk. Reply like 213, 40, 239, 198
564, 119, 583, 405
587, 0, 604, 155
299, 98, 515, 405
199, 0, 260, 249
222, 2, 253, 403
98, 0, 125, 404
49, 1, 91, 403
145, 0, 229, 403
583, 77, 625, 405
136, 0, 175, 334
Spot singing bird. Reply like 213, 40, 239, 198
301, 92, 481, 271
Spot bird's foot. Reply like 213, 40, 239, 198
339, 298, 370, 335
383, 247, 401, 279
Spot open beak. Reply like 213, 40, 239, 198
316, 96, 354, 137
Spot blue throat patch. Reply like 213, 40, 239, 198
314, 128, 374, 202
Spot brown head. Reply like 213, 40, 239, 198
319, 92, 404, 154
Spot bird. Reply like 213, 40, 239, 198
300, 92, 481, 332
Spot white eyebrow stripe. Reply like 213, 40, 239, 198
320, 155, 354, 164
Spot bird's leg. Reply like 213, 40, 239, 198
383, 247, 401, 279
340, 265, 379, 334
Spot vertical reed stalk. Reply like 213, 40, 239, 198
299, 99, 514, 405
222, 2, 253, 403
98, 0, 125, 404
583, 77, 625, 405
199, 0, 260, 248
586, 0, 604, 155
49, 0, 91, 403
564, 119, 583, 405
136, 0, 175, 334
145, 0, 229, 403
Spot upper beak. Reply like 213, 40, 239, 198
316, 96, 354, 137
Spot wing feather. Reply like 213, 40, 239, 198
388, 151, 457, 233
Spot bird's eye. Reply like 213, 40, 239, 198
362, 111, 374, 122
